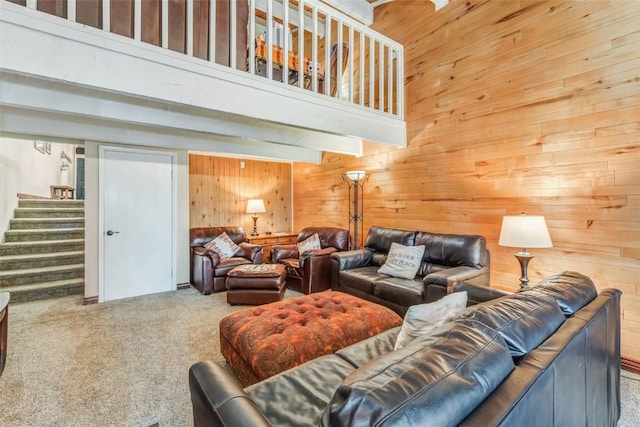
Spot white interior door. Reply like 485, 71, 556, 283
100, 146, 175, 301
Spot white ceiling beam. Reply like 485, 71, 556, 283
0, 106, 323, 163
0, 72, 363, 157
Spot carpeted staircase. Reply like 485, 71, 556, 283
0, 199, 84, 302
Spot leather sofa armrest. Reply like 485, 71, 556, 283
191, 247, 221, 295
330, 249, 373, 270
452, 282, 512, 306
189, 361, 272, 427
237, 243, 263, 264
271, 244, 299, 263
299, 247, 338, 267
424, 266, 490, 303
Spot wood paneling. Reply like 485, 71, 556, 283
189, 154, 292, 235
292, 0, 640, 362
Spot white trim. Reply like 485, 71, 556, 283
98, 145, 177, 302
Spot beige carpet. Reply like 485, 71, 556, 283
0, 287, 302, 426
1, 288, 639, 426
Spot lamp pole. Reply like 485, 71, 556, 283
342, 171, 369, 250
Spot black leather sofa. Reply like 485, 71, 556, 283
331, 225, 490, 315
189, 271, 620, 427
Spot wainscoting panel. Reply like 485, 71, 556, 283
292, 1, 640, 362
189, 154, 292, 235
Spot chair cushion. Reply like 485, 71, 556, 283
298, 233, 322, 255
364, 226, 418, 253
204, 231, 240, 259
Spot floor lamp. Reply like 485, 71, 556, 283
498, 213, 553, 289
342, 170, 369, 249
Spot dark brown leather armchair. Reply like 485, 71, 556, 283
271, 227, 350, 294
189, 226, 262, 295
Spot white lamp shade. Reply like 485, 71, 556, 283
246, 199, 266, 214
345, 170, 367, 181
499, 214, 553, 249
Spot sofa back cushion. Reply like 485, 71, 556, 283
415, 232, 487, 270
364, 226, 417, 259
459, 291, 566, 358
189, 226, 247, 248
323, 322, 515, 427
298, 227, 350, 251
534, 271, 597, 316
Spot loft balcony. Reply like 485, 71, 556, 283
0, 0, 408, 163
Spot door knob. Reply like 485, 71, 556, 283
106, 230, 120, 236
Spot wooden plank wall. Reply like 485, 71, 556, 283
293, 0, 640, 362
189, 154, 292, 235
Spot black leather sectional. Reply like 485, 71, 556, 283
189, 271, 621, 426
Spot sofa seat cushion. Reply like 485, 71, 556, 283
339, 266, 382, 294
246, 355, 356, 427
534, 271, 597, 316
219, 292, 402, 386
213, 257, 253, 277
373, 277, 424, 308
324, 322, 515, 427
460, 291, 566, 357
335, 327, 400, 368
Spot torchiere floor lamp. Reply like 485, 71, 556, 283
342, 170, 369, 249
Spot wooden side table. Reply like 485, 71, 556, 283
50, 185, 75, 200
246, 232, 298, 263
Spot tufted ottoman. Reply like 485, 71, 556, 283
219, 291, 403, 386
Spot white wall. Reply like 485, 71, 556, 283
0, 136, 76, 239
83, 141, 190, 299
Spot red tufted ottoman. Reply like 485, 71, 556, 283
219, 291, 403, 386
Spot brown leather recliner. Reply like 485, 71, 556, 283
189, 226, 263, 295
271, 227, 350, 294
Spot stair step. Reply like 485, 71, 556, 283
4, 228, 85, 242
0, 239, 84, 256
9, 217, 85, 230
18, 200, 84, 209
14, 207, 85, 219
0, 251, 84, 270
2, 279, 84, 303
0, 263, 84, 286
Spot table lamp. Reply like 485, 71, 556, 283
498, 212, 553, 289
246, 199, 266, 236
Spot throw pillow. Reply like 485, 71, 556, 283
297, 233, 321, 255
394, 291, 468, 350
377, 242, 425, 280
204, 232, 240, 260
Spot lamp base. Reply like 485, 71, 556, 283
251, 215, 259, 236
514, 251, 534, 289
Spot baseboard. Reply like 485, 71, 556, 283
17, 193, 50, 200
622, 357, 640, 375
83, 296, 98, 305
177, 283, 191, 290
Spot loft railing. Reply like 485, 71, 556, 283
7, 0, 403, 119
